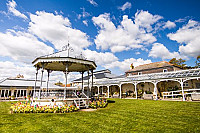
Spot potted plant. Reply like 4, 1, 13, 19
11, 95, 15, 100
27, 95, 31, 101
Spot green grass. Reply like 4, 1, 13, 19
0, 99, 200, 133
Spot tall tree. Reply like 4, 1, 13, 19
169, 58, 186, 68
55, 81, 63, 86
169, 58, 178, 65
195, 55, 200, 68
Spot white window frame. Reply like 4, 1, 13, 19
163, 69, 168, 73
183, 81, 189, 87
138, 72, 142, 75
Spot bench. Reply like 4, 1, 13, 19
143, 94, 153, 100
191, 94, 200, 101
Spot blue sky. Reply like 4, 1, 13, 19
0, 0, 200, 82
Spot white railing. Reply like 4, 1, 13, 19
163, 88, 200, 99
82, 92, 88, 99
72, 92, 78, 98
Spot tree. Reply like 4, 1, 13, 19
169, 58, 178, 65
177, 58, 186, 68
169, 58, 186, 68
55, 81, 63, 86
195, 55, 200, 68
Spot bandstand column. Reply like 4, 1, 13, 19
91, 70, 94, 97
97, 86, 99, 95
39, 68, 44, 99
81, 71, 84, 94
64, 71, 68, 99
23, 90, 25, 97
34, 68, 38, 98
16, 90, 18, 98
64, 64, 69, 99
134, 82, 138, 99
47, 69, 50, 96
87, 70, 90, 97
4, 90, 6, 98
107, 86, 109, 98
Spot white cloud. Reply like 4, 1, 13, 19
83, 49, 118, 65
175, 18, 186, 23
7, 0, 28, 19
149, 43, 181, 60
29, 11, 91, 55
105, 58, 152, 72
83, 20, 88, 26
92, 11, 158, 53
0, 61, 35, 79
78, 7, 91, 19
87, 0, 98, 6
0, 61, 78, 83
135, 52, 140, 55
134, 10, 163, 32
118, 2, 132, 11
0, 30, 54, 63
163, 21, 176, 29
167, 20, 200, 57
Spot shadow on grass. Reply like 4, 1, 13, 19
107, 100, 115, 103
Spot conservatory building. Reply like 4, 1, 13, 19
73, 61, 200, 101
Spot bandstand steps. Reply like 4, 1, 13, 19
77, 99, 88, 109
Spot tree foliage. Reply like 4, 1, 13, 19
195, 55, 200, 68
169, 58, 186, 68
55, 81, 63, 86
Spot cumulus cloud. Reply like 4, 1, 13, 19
105, 58, 152, 72
0, 61, 78, 83
92, 11, 159, 53
118, 2, 132, 11
87, 0, 98, 6
83, 49, 118, 65
163, 21, 176, 29
29, 11, 91, 55
0, 61, 35, 79
6, 0, 28, 19
149, 43, 181, 60
0, 30, 54, 63
167, 20, 200, 57
134, 10, 163, 32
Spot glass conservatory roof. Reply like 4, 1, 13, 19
95, 68, 200, 85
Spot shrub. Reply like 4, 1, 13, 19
89, 98, 108, 109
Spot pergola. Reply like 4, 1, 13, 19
32, 56, 97, 99
95, 68, 200, 101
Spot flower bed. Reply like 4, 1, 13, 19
89, 98, 108, 109
10, 101, 79, 113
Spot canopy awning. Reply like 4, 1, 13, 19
32, 57, 97, 72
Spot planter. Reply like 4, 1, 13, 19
143, 94, 153, 100
191, 94, 200, 101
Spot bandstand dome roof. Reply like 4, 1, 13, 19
32, 57, 97, 72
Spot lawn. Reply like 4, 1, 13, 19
0, 99, 200, 133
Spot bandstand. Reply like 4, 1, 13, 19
32, 56, 96, 98
32, 54, 96, 107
